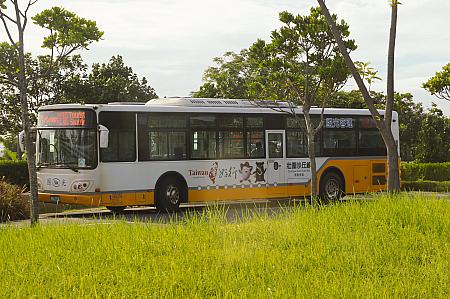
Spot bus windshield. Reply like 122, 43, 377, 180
36, 129, 97, 169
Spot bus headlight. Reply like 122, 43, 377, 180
71, 181, 91, 192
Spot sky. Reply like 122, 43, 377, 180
2, 0, 450, 115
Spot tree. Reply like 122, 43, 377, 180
0, 49, 87, 135
0, 3, 102, 225
64, 55, 158, 104
194, 8, 355, 201
391, 93, 423, 161
244, 8, 355, 200
423, 63, 450, 101
416, 104, 450, 162
317, 0, 401, 192
192, 50, 249, 99
0, 0, 40, 225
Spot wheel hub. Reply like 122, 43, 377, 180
325, 179, 339, 199
166, 184, 180, 205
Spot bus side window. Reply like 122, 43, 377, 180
99, 112, 136, 162
246, 117, 264, 159
140, 113, 187, 161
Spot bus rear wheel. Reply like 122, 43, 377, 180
319, 172, 344, 204
156, 177, 183, 212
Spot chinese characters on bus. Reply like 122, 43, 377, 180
39, 111, 86, 127
325, 118, 354, 129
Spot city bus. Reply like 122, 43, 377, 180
35, 97, 399, 212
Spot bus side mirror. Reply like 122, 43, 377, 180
99, 125, 109, 148
18, 130, 25, 152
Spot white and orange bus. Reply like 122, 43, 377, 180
35, 98, 399, 211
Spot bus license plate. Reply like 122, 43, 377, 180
50, 196, 60, 203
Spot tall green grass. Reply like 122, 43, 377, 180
0, 194, 448, 298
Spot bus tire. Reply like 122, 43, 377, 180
107, 206, 126, 213
156, 177, 183, 212
319, 172, 344, 204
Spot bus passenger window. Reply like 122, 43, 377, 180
247, 131, 264, 158
191, 131, 216, 159
139, 113, 187, 161
99, 112, 136, 162
190, 115, 217, 159
323, 130, 356, 156
245, 117, 264, 158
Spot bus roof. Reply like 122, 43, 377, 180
38, 97, 396, 117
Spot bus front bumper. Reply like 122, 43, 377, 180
38, 191, 154, 207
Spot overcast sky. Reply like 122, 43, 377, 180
3, 0, 450, 115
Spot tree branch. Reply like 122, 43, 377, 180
0, 10, 17, 24
0, 13, 18, 48
317, 0, 383, 125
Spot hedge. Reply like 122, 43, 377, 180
401, 162, 450, 182
0, 160, 29, 187
401, 180, 450, 193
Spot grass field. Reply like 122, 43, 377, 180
0, 194, 449, 298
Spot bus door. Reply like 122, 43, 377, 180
266, 130, 286, 195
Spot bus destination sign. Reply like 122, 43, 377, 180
38, 110, 95, 127
325, 117, 354, 129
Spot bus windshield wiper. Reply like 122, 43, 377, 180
37, 162, 49, 170
55, 162, 79, 173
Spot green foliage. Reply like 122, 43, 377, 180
401, 181, 450, 192
423, 63, 450, 101
0, 160, 28, 187
329, 91, 449, 162
32, 7, 104, 57
193, 7, 356, 105
401, 162, 450, 182
64, 55, 158, 104
355, 61, 381, 90
192, 50, 249, 99
0, 148, 20, 161
0, 179, 29, 222
0, 195, 448, 297
0, 42, 36, 134
1, 9, 157, 135
0, 7, 104, 136
415, 104, 450, 163
0, 135, 18, 155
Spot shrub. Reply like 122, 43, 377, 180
401, 162, 450, 181
0, 179, 30, 222
0, 160, 28, 187
402, 180, 450, 192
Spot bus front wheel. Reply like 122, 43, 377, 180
319, 172, 344, 204
156, 177, 183, 212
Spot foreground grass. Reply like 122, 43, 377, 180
0, 194, 449, 298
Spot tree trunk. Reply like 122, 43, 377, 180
317, 0, 401, 193
303, 108, 318, 201
385, 3, 401, 191
14, 1, 39, 225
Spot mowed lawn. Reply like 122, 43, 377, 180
0, 194, 449, 298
